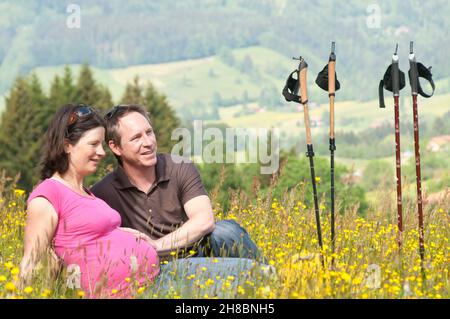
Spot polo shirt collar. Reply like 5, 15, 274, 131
113, 153, 170, 190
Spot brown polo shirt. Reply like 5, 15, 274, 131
91, 153, 208, 258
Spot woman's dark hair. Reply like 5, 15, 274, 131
40, 103, 105, 180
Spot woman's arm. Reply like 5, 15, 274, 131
19, 197, 58, 286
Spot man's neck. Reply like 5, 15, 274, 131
121, 162, 156, 193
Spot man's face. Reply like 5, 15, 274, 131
110, 112, 158, 168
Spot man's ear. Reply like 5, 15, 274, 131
108, 140, 122, 157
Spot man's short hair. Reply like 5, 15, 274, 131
104, 104, 152, 164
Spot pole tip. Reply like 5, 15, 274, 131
410, 41, 414, 54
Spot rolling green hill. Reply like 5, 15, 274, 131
6, 46, 325, 115
1, 45, 448, 140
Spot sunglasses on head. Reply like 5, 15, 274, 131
67, 104, 94, 126
105, 104, 129, 120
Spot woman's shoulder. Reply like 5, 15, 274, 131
29, 178, 63, 196
27, 178, 65, 209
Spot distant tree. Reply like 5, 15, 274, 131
258, 85, 282, 109
96, 84, 113, 111
49, 66, 78, 111
74, 63, 103, 109
242, 90, 249, 105
120, 76, 146, 105
212, 91, 223, 107
273, 154, 368, 214
432, 116, 448, 136
117, 76, 181, 153
61, 66, 76, 103
144, 81, 181, 153
240, 54, 254, 74
49, 75, 64, 111
0, 75, 49, 190
218, 47, 235, 66
361, 160, 394, 192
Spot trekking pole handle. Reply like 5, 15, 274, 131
328, 42, 336, 138
409, 41, 418, 95
392, 44, 400, 96
328, 42, 336, 95
298, 57, 308, 104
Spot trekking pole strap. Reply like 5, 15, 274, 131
379, 44, 406, 108
282, 70, 301, 103
379, 66, 406, 108
409, 62, 435, 98
408, 41, 435, 98
378, 80, 386, 108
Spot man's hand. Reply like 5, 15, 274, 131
146, 195, 215, 256
118, 227, 159, 249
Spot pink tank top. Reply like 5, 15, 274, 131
28, 178, 160, 298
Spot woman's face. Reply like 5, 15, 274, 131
66, 127, 106, 176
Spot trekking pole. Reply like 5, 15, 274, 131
378, 44, 406, 248
408, 41, 435, 276
316, 42, 340, 262
282, 56, 324, 263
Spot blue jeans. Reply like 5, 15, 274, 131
149, 221, 271, 297
154, 257, 273, 298
196, 220, 264, 261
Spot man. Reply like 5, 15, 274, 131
91, 104, 261, 261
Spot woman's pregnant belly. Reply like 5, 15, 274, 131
56, 229, 160, 298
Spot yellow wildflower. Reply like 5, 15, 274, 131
11, 267, 20, 276
5, 282, 16, 292
137, 287, 145, 294
4, 261, 14, 270
23, 286, 33, 294
14, 189, 26, 197
41, 289, 51, 298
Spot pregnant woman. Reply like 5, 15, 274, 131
19, 104, 159, 298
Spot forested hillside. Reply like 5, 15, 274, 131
1, 0, 449, 100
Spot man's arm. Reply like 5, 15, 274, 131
152, 195, 215, 255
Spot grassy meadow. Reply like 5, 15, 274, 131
0, 170, 448, 299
